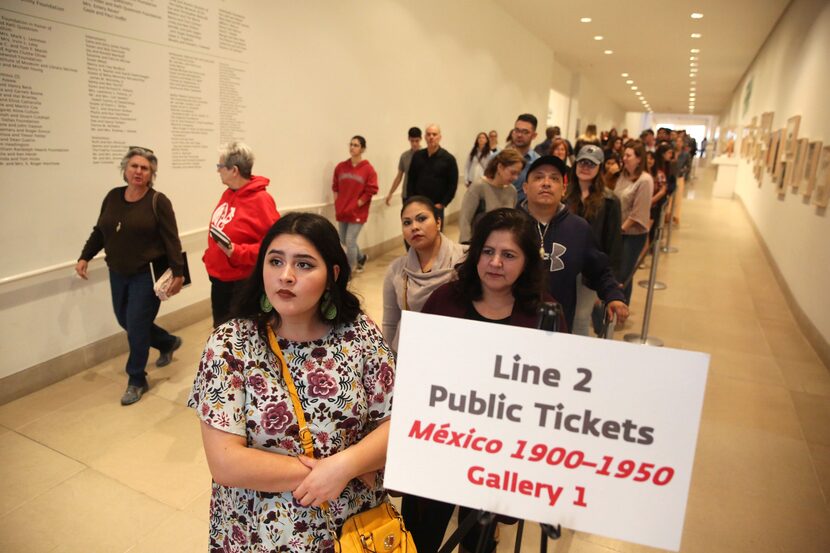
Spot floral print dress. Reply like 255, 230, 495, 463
188, 313, 395, 552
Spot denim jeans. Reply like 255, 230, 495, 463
109, 269, 176, 386
337, 221, 364, 270
619, 233, 648, 305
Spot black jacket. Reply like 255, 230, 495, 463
520, 202, 625, 330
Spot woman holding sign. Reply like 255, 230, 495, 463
204, 142, 280, 326
403, 207, 562, 552
189, 213, 396, 552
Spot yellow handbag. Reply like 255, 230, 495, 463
267, 327, 417, 553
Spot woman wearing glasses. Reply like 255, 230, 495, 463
205, 142, 280, 326
76, 146, 185, 405
565, 145, 623, 336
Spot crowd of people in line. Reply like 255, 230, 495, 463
73, 116, 698, 551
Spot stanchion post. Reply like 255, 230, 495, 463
625, 206, 665, 346
662, 191, 678, 254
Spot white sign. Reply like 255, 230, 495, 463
385, 311, 709, 552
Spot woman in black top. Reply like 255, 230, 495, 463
76, 147, 185, 405
565, 145, 623, 336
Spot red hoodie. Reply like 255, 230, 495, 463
332, 159, 378, 223
203, 175, 280, 281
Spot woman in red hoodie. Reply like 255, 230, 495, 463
333, 135, 378, 273
204, 142, 280, 326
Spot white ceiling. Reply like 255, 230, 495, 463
494, 0, 791, 116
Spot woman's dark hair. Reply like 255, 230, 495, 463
645, 151, 657, 178
655, 143, 673, 175
469, 132, 489, 161
453, 208, 544, 313
400, 195, 440, 222
229, 213, 361, 333
565, 160, 605, 222
352, 135, 366, 149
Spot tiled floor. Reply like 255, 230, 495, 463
1, 164, 828, 552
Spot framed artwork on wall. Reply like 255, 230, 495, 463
784, 115, 801, 160
766, 129, 780, 172
811, 146, 830, 208
789, 138, 810, 191
774, 129, 788, 185
803, 141, 824, 198
760, 111, 774, 143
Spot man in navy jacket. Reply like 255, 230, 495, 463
520, 155, 629, 331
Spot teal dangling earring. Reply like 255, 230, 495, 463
320, 290, 337, 320
260, 293, 273, 313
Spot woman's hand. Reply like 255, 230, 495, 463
167, 275, 185, 296
606, 300, 629, 325
218, 242, 234, 258
75, 260, 89, 280
293, 454, 355, 507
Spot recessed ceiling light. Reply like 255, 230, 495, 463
691, 13, 704, 19
636, 91, 642, 96
690, 92, 696, 96
594, 35, 604, 40
691, 33, 702, 38
690, 56, 698, 61
626, 79, 634, 84
690, 48, 700, 53
690, 63, 698, 67
689, 73, 695, 77
604, 50, 614, 55
690, 87, 696, 91
631, 86, 638, 90
621, 72, 629, 77
580, 17, 592, 23
691, 80, 697, 85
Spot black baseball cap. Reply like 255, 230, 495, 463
525, 155, 568, 181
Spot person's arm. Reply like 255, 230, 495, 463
583, 233, 628, 323
227, 194, 280, 267
407, 153, 422, 198
294, 420, 390, 507
155, 193, 185, 295
458, 183, 479, 243
440, 154, 459, 208
201, 420, 311, 492
464, 156, 474, 186
77, 192, 112, 276
381, 266, 402, 348
358, 164, 379, 207
385, 170, 404, 206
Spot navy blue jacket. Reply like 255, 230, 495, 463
520, 202, 625, 330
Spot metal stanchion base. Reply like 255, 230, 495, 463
638, 279, 667, 290
623, 334, 664, 346
661, 246, 678, 253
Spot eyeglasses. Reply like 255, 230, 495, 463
512, 128, 532, 135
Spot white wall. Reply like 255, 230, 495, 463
0, 0, 629, 380
720, 0, 830, 345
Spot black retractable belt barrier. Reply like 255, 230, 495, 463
437, 303, 564, 553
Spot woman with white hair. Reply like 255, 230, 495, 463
204, 141, 280, 326
76, 146, 185, 406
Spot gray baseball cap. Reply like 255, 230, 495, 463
576, 145, 604, 166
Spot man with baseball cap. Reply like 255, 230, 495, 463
521, 154, 629, 331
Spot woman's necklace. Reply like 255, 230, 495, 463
536, 221, 550, 258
